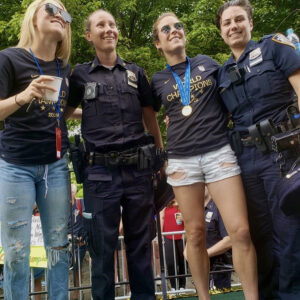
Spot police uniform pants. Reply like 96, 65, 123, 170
238, 146, 300, 300
83, 164, 155, 300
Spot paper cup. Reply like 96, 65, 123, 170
43, 76, 63, 102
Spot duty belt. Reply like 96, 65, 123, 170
87, 148, 138, 167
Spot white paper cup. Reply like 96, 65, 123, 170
43, 76, 63, 102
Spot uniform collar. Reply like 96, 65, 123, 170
88, 55, 128, 73
223, 39, 258, 68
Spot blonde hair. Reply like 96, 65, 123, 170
17, 0, 71, 64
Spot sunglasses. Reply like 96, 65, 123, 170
45, 3, 72, 24
161, 22, 184, 34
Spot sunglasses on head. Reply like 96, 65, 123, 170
161, 22, 184, 34
45, 3, 72, 24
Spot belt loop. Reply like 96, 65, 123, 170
89, 152, 94, 166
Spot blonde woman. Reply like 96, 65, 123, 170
0, 1, 72, 299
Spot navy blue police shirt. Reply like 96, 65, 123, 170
205, 199, 228, 249
151, 55, 228, 158
218, 34, 300, 134
0, 48, 70, 165
68, 55, 153, 152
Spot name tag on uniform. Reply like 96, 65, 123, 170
249, 47, 263, 67
205, 211, 213, 223
126, 70, 138, 89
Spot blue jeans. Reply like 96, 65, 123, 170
0, 156, 70, 300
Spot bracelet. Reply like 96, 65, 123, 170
14, 94, 22, 107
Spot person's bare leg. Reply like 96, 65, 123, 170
208, 175, 258, 300
173, 182, 210, 300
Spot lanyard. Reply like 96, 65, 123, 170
167, 56, 191, 107
29, 48, 62, 123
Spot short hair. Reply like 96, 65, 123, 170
215, 0, 253, 30
17, 0, 71, 65
85, 9, 115, 32
71, 184, 77, 194
152, 12, 178, 43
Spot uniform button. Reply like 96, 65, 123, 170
257, 69, 260, 72
108, 86, 113, 90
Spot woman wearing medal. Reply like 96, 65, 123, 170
0, 0, 72, 299
151, 12, 258, 299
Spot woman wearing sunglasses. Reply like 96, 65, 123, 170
0, 0, 72, 299
151, 12, 258, 299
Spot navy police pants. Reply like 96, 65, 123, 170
83, 164, 155, 300
238, 146, 300, 300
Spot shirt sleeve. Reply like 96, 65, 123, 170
150, 75, 162, 112
0, 50, 14, 99
137, 68, 154, 107
270, 37, 300, 78
68, 67, 85, 108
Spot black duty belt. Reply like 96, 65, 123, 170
87, 148, 139, 167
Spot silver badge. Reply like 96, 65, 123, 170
126, 70, 138, 88
205, 211, 213, 223
249, 48, 263, 67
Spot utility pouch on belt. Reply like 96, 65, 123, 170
138, 144, 167, 172
69, 135, 85, 184
138, 144, 156, 170
248, 123, 269, 154
228, 130, 243, 155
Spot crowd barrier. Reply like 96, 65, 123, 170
0, 228, 238, 300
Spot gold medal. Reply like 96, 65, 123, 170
182, 105, 192, 116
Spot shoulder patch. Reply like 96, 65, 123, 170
272, 33, 296, 49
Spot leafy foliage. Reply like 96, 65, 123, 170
1, 0, 299, 187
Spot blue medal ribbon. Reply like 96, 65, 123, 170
29, 48, 62, 123
167, 56, 191, 108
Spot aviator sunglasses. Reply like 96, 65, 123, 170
161, 22, 184, 34
45, 3, 72, 24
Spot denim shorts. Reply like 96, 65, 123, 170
166, 144, 241, 186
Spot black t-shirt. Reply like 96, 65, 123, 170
68, 55, 153, 151
151, 55, 228, 158
0, 47, 70, 165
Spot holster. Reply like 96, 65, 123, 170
228, 130, 243, 155
259, 119, 279, 152
69, 135, 85, 184
137, 144, 167, 172
248, 123, 269, 154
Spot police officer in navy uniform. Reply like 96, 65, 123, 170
216, 0, 300, 299
65, 9, 163, 300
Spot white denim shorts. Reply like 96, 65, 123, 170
166, 144, 241, 186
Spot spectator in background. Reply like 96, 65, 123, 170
68, 184, 87, 300
161, 199, 186, 291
